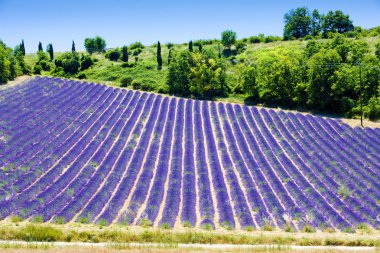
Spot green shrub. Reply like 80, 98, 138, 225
303, 224, 316, 233
80, 55, 94, 70
33, 65, 42, 74
121, 62, 134, 68
54, 216, 66, 224
120, 76, 133, 87
139, 218, 152, 228
11, 215, 23, 223
77, 73, 86, 79
129, 41, 145, 50
182, 221, 193, 228
160, 223, 171, 230
31, 215, 44, 223
105, 49, 121, 61
97, 219, 108, 227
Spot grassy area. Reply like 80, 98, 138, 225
0, 222, 378, 247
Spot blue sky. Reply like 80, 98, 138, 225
1, 0, 380, 53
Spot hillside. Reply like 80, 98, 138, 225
0, 76, 379, 232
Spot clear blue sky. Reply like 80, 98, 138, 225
1, 0, 380, 53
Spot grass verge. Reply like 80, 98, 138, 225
0, 222, 378, 247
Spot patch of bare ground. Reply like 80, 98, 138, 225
0, 75, 33, 90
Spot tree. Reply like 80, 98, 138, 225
311, 9, 322, 36
46, 43, 54, 61
72, 41, 76, 52
38, 42, 43, 52
84, 38, 95, 54
121, 46, 128, 62
307, 48, 342, 110
20, 40, 25, 56
157, 41, 162, 69
241, 66, 257, 97
84, 36, 106, 54
221, 30, 237, 50
167, 49, 226, 98
168, 50, 192, 96
189, 40, 193, 52
54, 52, 80, 74
375, 42, 380, 60
168, 49, 172, 65
198, 44, 202, 53
322, 10, 354, 36
283, 7, 312, 39
95, 36, 106, 52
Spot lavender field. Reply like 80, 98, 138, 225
0, 77, 379, 231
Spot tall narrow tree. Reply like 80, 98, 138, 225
198, 44, 202, 53
72, 41, 76, 52
38, 42, 43, 52
189, 40, 193, 52
20, 40, 25, 56
157, 41, 162, 69
121, 46, 128, 62
168, 49, 172, 65
46, 43, 54, 61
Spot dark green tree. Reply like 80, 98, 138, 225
38, 42, 43, 52
283, 7, 312, 39
84, 36, 106, 54
168, 50, 192, 96
157, 41, 162, 69
121, 46, 128, 62
322, 10, 354, 36
221, 30, 237, 50
20, 39, 25, 56
46, 43, 54, 61
189, 40, 193, 52
198, 43, 202, 53
72, 41, 76, 52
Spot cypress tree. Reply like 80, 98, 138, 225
218, 43, 221, 58
168, 49, 172, 65
47, 43, 54, 61
20, 40, 25, 56
189, 40, 193, 52
72, 41, 76, 52
38, 42, 43, 52
121, 46, 128, 62
198, 44, 202, 53
157, 41, 162, 69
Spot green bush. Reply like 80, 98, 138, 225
120, 76, 133, 87
81, 55, 94, 70
105, 49, 121, 61
33, 65, 42, 74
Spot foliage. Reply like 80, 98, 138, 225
284, 7, 312, 39
46, 43, 54, 61
0, 40, 29, 83
221, 30, 237, 49
121, 46, 128, 62
80, 54, 94, 71
168, 50, 226, 98
38, 42, 43, 52
84, 36, 106, 54
375, 42, 380, 60
189, 40, 193, 52
54, 52, 80, 75
105, 48, 120, 61
129, 41, 145, 50
72, 41, 76, 52
322, 10, 354, 36
157, 41, 162, 68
